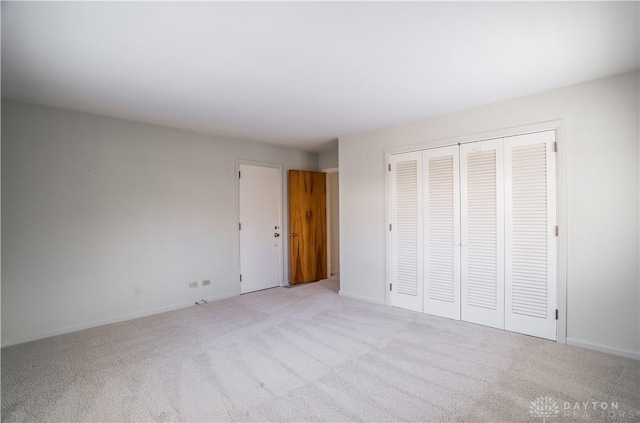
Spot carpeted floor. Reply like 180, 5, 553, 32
2, 277, 639, 422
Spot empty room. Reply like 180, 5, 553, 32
1, 2, 639, 422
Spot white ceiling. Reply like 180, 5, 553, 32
2, 2, 638, 152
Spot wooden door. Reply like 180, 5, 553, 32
289, 170, 327, 284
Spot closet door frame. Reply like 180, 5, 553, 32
384, 120, 567, 344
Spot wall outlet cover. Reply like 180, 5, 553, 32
202, 279, 211, 286
189, 281, 198, 288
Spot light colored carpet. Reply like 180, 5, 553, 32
2, 278, 639, 422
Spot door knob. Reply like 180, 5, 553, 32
274, 233, 280, 237
291, 233, 297, 237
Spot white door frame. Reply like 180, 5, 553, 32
384, 119, 567, 344
322, 167, 339, 277
235, 159, 284, 295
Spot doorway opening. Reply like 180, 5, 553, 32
324, 169, 340, 280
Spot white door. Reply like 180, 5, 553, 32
423, 146, 461, 320
504, 131, 557, 340
390, 152, 423, 312
460, 139, 505, 330
239, 164, 281, 294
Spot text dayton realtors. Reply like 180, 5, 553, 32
563, 401, 636, 419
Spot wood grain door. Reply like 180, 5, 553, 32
289, 170, 327, 284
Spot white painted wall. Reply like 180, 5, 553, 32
339, 71, 640, 358
1, 99, 318, 346
319, 145, 338, 170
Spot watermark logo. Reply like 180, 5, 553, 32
530, 396, 560, 422
528, 396, 637, 420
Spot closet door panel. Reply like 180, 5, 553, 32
390, 152, 423, 312
460, 139, 505, 329
423, 146, 461, 320
504, 131, 557, 340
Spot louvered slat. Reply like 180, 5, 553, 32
423, 146, 460, 320
504, 130, 556, 341
395, 161, 418, 296
390, 152, 423, 312
509, 143, 548, 318
427, 156, 455, 302
461, 140, 504, 330
466, 150, 498, 310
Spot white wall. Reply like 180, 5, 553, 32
319, 144, 338, 170
1, 99, 318, 346
339, 71, 640, 358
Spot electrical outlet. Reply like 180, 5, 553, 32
189, 281, 198, 288
202, 279, 211, 286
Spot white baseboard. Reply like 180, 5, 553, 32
1, 292, 238, 348
566, 338, 640, 361
338, 290, 386, 305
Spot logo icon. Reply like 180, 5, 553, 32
530, 396, 560, 422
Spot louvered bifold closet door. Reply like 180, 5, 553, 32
460, 139, 505, 329
390, 151, 423, 312
504, 131, 557, 340
423, 146, 460, 320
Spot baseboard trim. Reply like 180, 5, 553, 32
566, 338, 640, 360
338, 290, 386, 305
1, 292, 238, 348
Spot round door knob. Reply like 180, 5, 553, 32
291, 233, 297, 237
